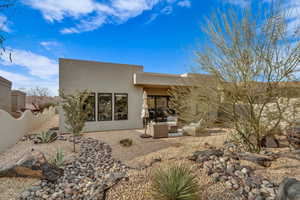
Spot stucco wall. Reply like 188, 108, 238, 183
134, 72, 187, 87
11, 90, 26, 112
0, 107, 56, 152
0, 76, 12, 113
59, 58, 144, 132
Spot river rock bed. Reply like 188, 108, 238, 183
189, 144, 279, 200
19, 137, 128, 200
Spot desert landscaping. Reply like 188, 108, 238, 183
2, 1, 300, 200
0, 114, 300, 200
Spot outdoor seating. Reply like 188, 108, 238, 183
166, 116, 178, 133
182, 120, 203, 137
148, 123, 169, 139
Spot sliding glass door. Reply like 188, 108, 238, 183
147, 95, 170, 122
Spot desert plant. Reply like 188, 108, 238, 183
25, 86, 52, 111
193, 2, 300, 152
51, 149, 64, 168
151, 165, 199, 200
60, 89, 92, 152
119, 138, 133, 147
169, 78, 219, 129
36, 131, 57, 144
39, 102, 57, 112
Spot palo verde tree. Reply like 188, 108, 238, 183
193, 2, 300, 152
60, 90, 92, 152
169, 75, 219, 130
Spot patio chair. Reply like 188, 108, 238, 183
182, 120, 204, 137
166, 116, 178, 133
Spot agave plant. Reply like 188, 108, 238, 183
36, 131, 57, 144
151, 165, 200, 200
51, 149, 65, 168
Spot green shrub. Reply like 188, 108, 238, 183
51, 149, 64, 168
36, 131, 57, 143
119, 138, 133, 147
151, 165, 200, 200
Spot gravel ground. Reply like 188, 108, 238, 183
0, 178, 37, 200
1, 126, 299, 200
107, 160, 236, 200
106, 129, 300, 200
29, 114, 59, 134
105, 128, 235, 200
84, 129, 181, 164
0, 127, 228, 200
0, 140, 77, 200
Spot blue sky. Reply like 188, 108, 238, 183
0, 0, 299, 95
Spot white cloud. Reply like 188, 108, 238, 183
61, 14, 106, 34
0, 69, 31, 83
0, 69, 58, 95
223, 0, 249, 7
146, 5, 174, 24
177, 0, 191, 8
40, 41, 60, 50
0, 15, 11, 32
161, 6, 173, 15
23, 0, 188, 34
285, 0, 300, 35
22, 0, 97, 22
146, 13, 159, 24
0, 48, 58, 79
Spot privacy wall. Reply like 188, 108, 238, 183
0, 107, 56, 152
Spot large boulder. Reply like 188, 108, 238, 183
0, 150, 63, 182
277, 178, 300, 200
261, 135, 280, 148
189, 149, 223, 162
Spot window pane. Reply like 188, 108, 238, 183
114, 93, 128, 120
147, 96, 156, 121
156, 96, 168, 122
84, 93, 96, 121
98, 93, 112, 121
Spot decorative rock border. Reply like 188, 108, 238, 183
189, 144, 279, 200
19, 138, 128, 200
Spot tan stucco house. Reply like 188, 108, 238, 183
0, 76, 12, 113
0, 76, 26, 114
59, 58, 215, 132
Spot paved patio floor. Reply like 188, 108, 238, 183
83, 129, 179, 163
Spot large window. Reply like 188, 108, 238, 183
114, 93, 128, 120
98, 93, 112, 121
84, 93, 96, 121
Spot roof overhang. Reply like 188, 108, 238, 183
133, 72, 215, 88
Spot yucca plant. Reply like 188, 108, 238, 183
51, 149, 65, 168
36, 131, 57, 143
151, 165, 200, 200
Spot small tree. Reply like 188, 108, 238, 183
60, 90, 92, 152
169, 76, 219, 130
194, 3, 300, 152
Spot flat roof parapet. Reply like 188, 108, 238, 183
11, 90, 26, 96
0, 76, 12, 88
59, 58, 144, 69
